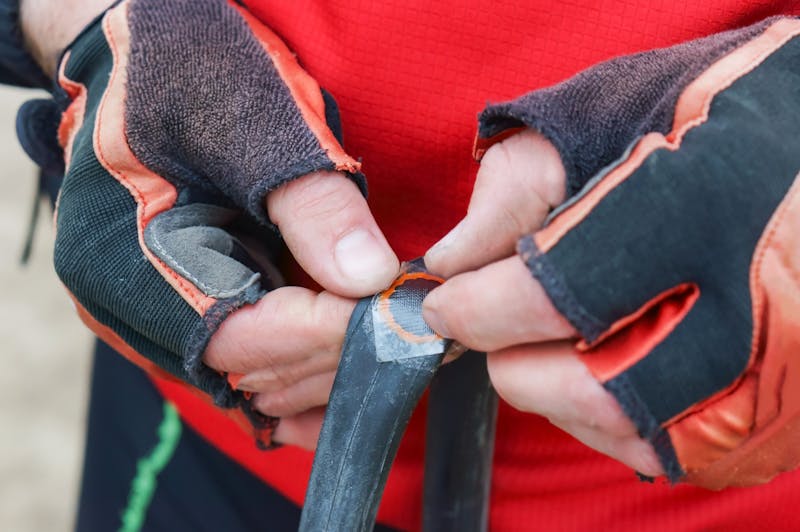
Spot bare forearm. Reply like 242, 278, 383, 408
19, 0, 114, 77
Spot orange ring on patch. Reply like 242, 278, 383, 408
376, 272, 444, 344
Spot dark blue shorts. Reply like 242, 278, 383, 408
75, 340, 398, 532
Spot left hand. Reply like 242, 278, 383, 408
424, 20, 800, 489
41, 0, 399, 451
423, 130, 664, 476
202, 169, 399, 449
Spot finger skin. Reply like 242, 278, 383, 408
253, 371, 336, 417
235, 353, 339, 393
425, 129, 566, 278
267, 171, 399, 297
272, 407, 326, 450
487, 342, 632, 432
204, 287, 354, 374
487, 342, 664, 476
422, 256, 575, 352
551, 420, 665, 477
203, 286, 353, 423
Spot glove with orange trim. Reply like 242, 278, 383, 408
455, 17, 800, 488
41, 0, 364, 442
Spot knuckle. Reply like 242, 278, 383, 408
496, 202, 532, 238
480, 138, 515, 177
277, 173, 362, 225
312, 292, 354, 349
259, 287, 314, 328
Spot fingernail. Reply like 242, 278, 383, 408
444, 340, 468, 360
427, 219, 465, 258
236, 368, 282, 393
335, 229, 396, 285
235, 374, 261, 393
237, 384, 259, 393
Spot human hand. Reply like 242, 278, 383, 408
36, 0, 397, 448
424, 18, 800, 488
205, 288, 352, 449
203, 174, 401, 441
424, 130, 664, 476
203, 170, 399, 446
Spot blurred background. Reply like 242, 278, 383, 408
0, 85, 92, 531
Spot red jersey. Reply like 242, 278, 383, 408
154, 1, 800, 529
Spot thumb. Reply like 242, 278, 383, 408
425, 129, 566, 278
267, 171, 399, 297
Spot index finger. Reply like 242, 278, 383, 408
204, 287, 354, 374
422, 255, 575, 352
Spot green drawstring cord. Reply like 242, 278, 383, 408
119, 402, 182, 532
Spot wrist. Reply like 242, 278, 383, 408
19, 0, 114, 77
